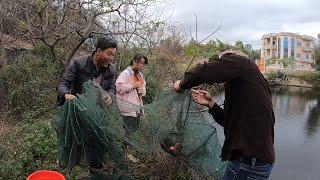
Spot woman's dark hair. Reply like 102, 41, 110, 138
130, 53, 148, 66
95, 36, 117, 52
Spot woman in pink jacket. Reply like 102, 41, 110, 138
116, 53, 148, 135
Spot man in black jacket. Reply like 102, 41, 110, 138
57, 36, 117, 171
57, 36, 117, 106
173, 51, 275, 180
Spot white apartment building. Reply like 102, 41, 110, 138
261, 32, 316, 70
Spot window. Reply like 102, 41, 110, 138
291, 38, 295, 57
278, 38, 281, 58
297, 42, 301, 46
306, 55, 309, 59
283, 37, 289, 58
297, 54, 301, 58
306, 43, 310, 47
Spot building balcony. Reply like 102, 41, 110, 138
302, 47, 313, 52
263, 44, 277, 49
264, 56, 272, 60
263, 55, 277, 60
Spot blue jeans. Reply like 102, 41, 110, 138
222, 159, 273, 180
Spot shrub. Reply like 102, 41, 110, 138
143, 75, 161, 104
0, 50, 60, 121
0, 121, 60, 179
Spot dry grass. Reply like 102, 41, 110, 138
0, 119, 21, 155
124, 148, 210, 180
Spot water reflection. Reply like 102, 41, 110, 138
305, 100, 320, 139
212, 85, 320, 179
272, 86, 320, 139
271, 86, 320, 179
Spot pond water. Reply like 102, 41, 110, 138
270, 86, 320, 180
211, 86, 320, 179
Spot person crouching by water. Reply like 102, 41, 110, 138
116, 53, 148, 135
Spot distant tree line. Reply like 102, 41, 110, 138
184, 38, 260, 61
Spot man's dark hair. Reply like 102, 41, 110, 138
96, 36, 117, 51
130, 53, 148, 66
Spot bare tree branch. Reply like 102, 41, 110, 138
199, 21, 222, 44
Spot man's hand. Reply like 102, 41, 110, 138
103, 93, 112, 106
137, 87, 144, 95
173, 80, 182, 92
65, 93, 77, 100
133, 80, 143, 89
191, 89, 215, 108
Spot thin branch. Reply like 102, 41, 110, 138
195, 13, 197, 43
198, 21, 222, 44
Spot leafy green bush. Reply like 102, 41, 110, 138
281, 57, 294, 68
31, 43, 69, 65
0, 50, 60, 121
265, 71, 288, 81
30, 43, 54, 60
143, 75, 161, 104
265, 58, 278, 66
294, 72, 320, 90
0, 121, 60, 179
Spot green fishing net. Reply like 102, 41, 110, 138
53, 81, 226, 178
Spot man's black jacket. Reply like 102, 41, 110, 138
57, 55, 116, 106
180, 54, 275, 163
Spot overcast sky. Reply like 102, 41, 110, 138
158, 0, 320, 49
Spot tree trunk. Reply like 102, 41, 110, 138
66, 39, 87, 64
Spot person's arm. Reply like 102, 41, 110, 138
180, 59, 240, 89
107, 64, 117, 95
209, 103, 225, 127
57, 61, 78, 105
191, 89, 225, 127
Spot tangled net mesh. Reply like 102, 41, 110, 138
53, 81, 226, 179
